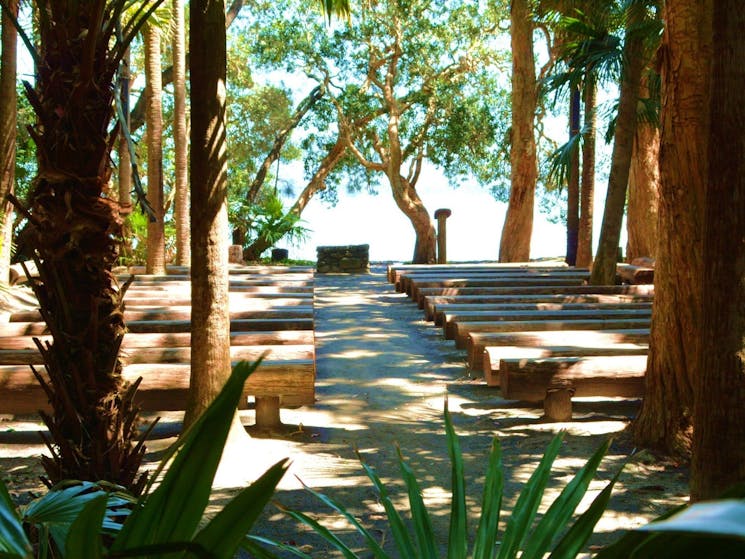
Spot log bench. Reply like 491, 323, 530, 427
499, 355, 647, 421
451, 310, 652, 346
408, 277, 588, 301
424, 293, 654, 321
482, 342, 649, 386
415, 284, 655, 308
388, 264, 580, 287
8, 307, 314, 323
466, 327, 651, 370
398, 269, 589, 294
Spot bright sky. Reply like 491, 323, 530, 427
277, 162, 618, 263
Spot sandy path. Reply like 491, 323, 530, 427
1, 267, 688, 557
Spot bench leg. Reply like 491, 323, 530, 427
544, 385, 574, 422
255, 396, 282, 429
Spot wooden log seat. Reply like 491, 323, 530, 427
424, 294, 654, 322
445, 307, 652, 341
499, 355, 647, 420
466, 328, 651, 371
415, 284, 655, 308
408, 277, 587, 301
398, 269, 589, 294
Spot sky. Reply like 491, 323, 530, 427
275, 162, 620, 263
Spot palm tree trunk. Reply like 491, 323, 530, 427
0, 0, 18, 284
173, 0, 190, 266
565, 85, 581, 266
589, 20, 647, 284
145, 24, 166, 275
633, 0, 709, 456
499, 0, 536, 263
576, 75, 596, 268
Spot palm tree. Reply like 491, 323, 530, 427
0, 0, 18, 283
173, 0, 190, 266
1, 0, 163, 492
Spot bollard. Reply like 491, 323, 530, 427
434, 208, 452, 264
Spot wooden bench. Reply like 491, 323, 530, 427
8, 307, 314, 323
482, 342, 648, 386
388, 263, 579, 287
466, 327, 651, 370
499, 355, 647, 421
444, 307, 652, 342
414, 284, 655, 308
398, 269, 589, 294
423, 293, 654, 321
408, 277, 588, 301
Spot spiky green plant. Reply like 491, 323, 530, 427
247, 402, 622, 559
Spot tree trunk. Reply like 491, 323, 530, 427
389, 174, 435, 264
565, 86, 580, 266
173, 0, 190, 266
145, 24, 166, 275
0, 0, 18, 284
633, 0, 710, 456
576, 76, 595, 268
499, 0, 536, 263
186, 0, 245, 446
691, 0, 745, 500
626, 75, 659, 263
589, 23, 646, 284
118, 46, 133, 263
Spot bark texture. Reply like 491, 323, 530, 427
626, 74, 659, 262
691, 0, 745, 500
173, 0, 190, 266
0, 0, 18, 283
565, 86, 580, 266
145, 24, 165, 274
499, 0, 536, 263
633, 1, 710, 456
185, 0, 233, 427
590, 22, 646, 284
576, 77, 595, 268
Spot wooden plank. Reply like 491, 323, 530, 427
398, 269, 589, 293
123, 295, 312, 307
466, 328, 650, 370
482, 343, 649, 386
0, 317, 314, 336
423, 293, 654, 321
0, 359, 315, 415
499, 355, 647, 401
126, 284, 314, 294
387, 262, 572, 284
616, 263, 654, 284
450, 310, 652, 342
0, 330, 315, 350
9, 306, 314, 323
0, 344, 315, 366
434, 302, 652, 326
125, 265, 314, 276
415, 284, 655, 308
408, 277, 586, 299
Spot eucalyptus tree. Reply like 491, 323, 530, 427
251, 0, 507, 263
0, 0, 163, 491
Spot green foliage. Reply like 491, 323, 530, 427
0, 359, 289, 559
231, 191, 310, 252
251, 402, 621, 558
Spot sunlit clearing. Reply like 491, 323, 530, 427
332, 349, 382, 359
504, 420, 627, 436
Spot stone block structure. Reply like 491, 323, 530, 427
316, 244, 370, 273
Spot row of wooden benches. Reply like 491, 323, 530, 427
0, 265, 317, 429
388, 263, 653, 420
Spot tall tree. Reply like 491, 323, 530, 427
173, 0, 190, 266
589, 2, 650, 284
564, 84, 580, 265
691, 0, 745, 500
499, 0, 537, 263
0, 0, 18, 283
633, 0, 708, 456
144, 22, 166, 274
0, 0, 163, 491
625, 70, 659, 262
576, 73, 595, 267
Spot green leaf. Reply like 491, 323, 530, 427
112, 359, 264, 553
444, 402, 467, 559
496, 432, 565, 559
64, 495, 107, 559
359, 459, 416, 559
522, 439, 612, 559
276, 505, 360, 559
244, 535, 313, 558
194, 459, 290, 558
594, 504, 687, 559
550, 463, 625, 559
298, 481, 389, 559
634, 500, 745, 539
472, 438, 503, 559
0, 478, 30, 557
398, 447, 438, 559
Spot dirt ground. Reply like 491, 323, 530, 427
0, 267, 689, 557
